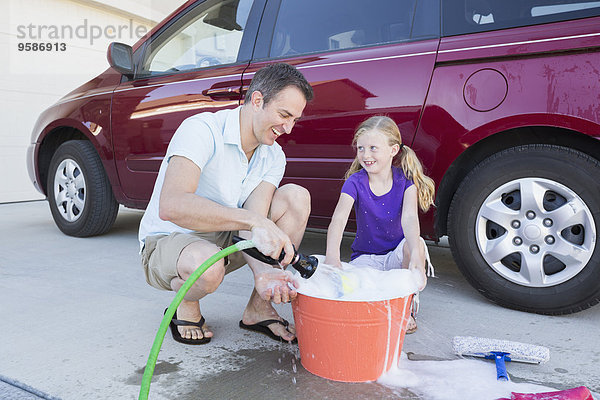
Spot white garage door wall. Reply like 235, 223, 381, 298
0, 0, 186, 203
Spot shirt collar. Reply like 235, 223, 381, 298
223, 106, 242, 146
223, 106, 268, 161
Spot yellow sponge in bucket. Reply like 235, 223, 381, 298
340, 272, 359, 294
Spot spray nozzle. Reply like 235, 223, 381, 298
232, 235, 318, 279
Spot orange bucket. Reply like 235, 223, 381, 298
292, 292, 413, 382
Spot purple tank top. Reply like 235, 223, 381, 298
342, 167, 413, 260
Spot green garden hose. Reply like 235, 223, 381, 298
139, 239, 255, 400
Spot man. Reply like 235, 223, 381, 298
139, 63, 314, 344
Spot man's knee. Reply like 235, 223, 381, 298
275, 184, 311, 215
197, 262, 226, 293
177, 242, 226, 292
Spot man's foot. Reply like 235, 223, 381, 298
406, 314, 417, 334
242, 289, 296, 342
239, 319, 297, 343
173, 301, 213, 342
240, 313, 296, 342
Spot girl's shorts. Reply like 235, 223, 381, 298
350, 237, 435, 276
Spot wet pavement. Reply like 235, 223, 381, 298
1, 201, 598, 399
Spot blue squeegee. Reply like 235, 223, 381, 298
452, 336, 550, 381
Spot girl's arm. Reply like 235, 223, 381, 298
401, 185, 427, 289
325, 193, 355, 268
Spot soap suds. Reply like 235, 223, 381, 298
296, 255, 420, 301
379, 353, 558, 400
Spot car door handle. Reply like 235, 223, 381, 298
204, 86, 241, 98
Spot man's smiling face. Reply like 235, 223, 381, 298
251, 86, 306, 146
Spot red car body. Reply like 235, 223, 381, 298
27, 0, 600, 314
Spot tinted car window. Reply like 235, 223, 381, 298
138, 0, 254, 76
412, 0, 441, 39
269, 0, 422, 58
443, 0, 600, 36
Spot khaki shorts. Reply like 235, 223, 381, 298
141, 231, 247, 291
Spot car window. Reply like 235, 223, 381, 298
532, 2, 600, 16
138, 0, 254, 76
412, 0, 441, 40
443, 0, 600, 36
269, 0, 429, 58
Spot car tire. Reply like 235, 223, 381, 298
448, 144, 600, 314
47, 140, 119, 237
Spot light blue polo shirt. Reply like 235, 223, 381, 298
138, 106, 286, 250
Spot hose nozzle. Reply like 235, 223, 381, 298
232, 235, 318, 279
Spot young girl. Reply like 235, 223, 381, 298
325, 116, 435, 333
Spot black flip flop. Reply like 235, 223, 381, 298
239, 319, 297, 344
165, 308, 211, 345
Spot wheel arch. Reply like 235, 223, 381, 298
37, 126, 88, 194
435, 124, 600, 237
36, 119, 118, 197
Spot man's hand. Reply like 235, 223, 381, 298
251, 224, 295, 266
254, 268, 299, 303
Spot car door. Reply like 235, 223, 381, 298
244, 0, 440, 229
111, 0, 265, 205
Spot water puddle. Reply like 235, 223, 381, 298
173, 347, 412, 399
125, 359, 182, 385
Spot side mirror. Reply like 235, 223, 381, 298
107, 42, 134, 78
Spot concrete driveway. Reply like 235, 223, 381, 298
1, 201, 598, 399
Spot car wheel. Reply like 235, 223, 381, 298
448, 144, 600, 314
47, 140, 119, 237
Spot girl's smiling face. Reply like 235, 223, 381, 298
356, 129, 399, 175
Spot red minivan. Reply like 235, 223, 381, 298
27, 0, 600, 315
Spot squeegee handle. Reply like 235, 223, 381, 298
491, 352, 509, 381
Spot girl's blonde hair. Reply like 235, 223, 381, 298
345, 116, 435, 212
